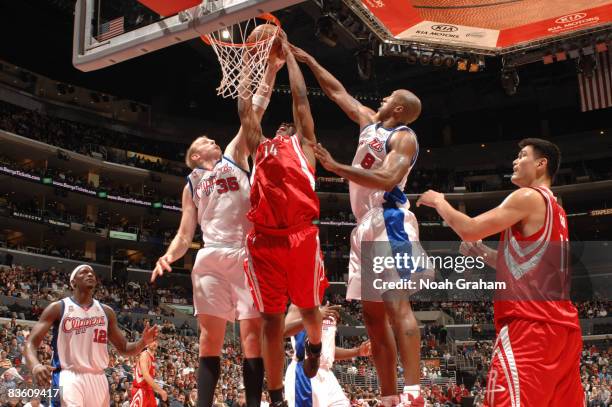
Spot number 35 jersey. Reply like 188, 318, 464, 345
350, 123, 419, 221
187, 155, 252, 246
51, 297, 109, 373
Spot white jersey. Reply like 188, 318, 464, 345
291, 316, 337, 370
349, 123, 418, 221
187, 155, 251, 246
51, 297, 109, 374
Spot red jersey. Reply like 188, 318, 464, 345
494, 186, 580, 330
248, 134, 319, 229
133, 350, 155, 390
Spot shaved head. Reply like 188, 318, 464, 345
394, 89, 421, 124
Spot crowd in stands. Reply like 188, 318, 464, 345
0, 260, 609, 405
0, 154, 181, 208
2, 100, 612, 198
0, 264, 191, 318
0, 101, 186, 176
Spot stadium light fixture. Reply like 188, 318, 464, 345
555, 50, 567, 61
542, 54, 554, 64
456, 58, 468, 71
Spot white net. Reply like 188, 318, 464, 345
203, 15, 279, 99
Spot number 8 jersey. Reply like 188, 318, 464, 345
187, 155, 252, 245
350, 123, 419, 221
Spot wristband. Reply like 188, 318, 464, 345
252, 95, 270, 109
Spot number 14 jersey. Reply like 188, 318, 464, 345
187, 155, 252, 245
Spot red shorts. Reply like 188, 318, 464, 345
484, 319, 583, 407
244, 224, 328, 313
130, 387, 156, 407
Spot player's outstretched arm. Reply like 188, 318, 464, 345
283, 41, 316, 148
138, 351, 168, 401
24, 301, 62, 385
416, 187, 543, 242
290, 45, 375, 128
335, 340, 371, 360
228, 51, 285, 164
314, 130, 417, 191
237, 89, 265, 157
151, 185, 198, 282
104, 304, 159, 357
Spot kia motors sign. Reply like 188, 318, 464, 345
357, 0, 612, 51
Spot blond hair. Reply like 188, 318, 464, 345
185, 136, 208, 169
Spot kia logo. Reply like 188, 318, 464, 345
555, 13, 587, 24
431, 25, 458, 32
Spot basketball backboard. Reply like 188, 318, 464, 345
73, 0, 302, 72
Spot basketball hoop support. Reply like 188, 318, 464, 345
72, 0, 302, 72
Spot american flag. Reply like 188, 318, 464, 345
96, 16, 124, 42
578, 48, 612, 112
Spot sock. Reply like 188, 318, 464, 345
403, 384, 421, 398
269, 387, 284, 406
197, 356, 220, 407
381, 395, 400, 407
243, 357, 264, 407
307, 341, 322, 355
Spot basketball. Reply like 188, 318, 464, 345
246, 23, 282, 59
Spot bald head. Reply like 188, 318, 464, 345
394, 89, 421, 124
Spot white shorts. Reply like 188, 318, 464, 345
285, 361, 349, 407
192, 246, 259, 321
52, 370, 109, 407
346, 206, 431, 301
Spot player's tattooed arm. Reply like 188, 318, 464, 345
103, 304, 159, 357
417, 187, 543, 242
24, 301, 62, 385
290, 45, 375, 128
151, 185, 197, 282
314, 130, 417, 191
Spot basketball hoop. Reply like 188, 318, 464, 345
202, 13, 281, 99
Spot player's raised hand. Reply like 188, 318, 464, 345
289, 44, 312, 64
32, 363, 54, 385
459, 240, 482, 257
416, 189, 445, 209
151, 253, 174, 283
313, 143, 339, 172
320, 301, 341, 321
358, 340, 371, 357
141, 324, 159, 345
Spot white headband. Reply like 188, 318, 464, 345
70, 265, 91, 285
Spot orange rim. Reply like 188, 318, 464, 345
201, 13, 280, 47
